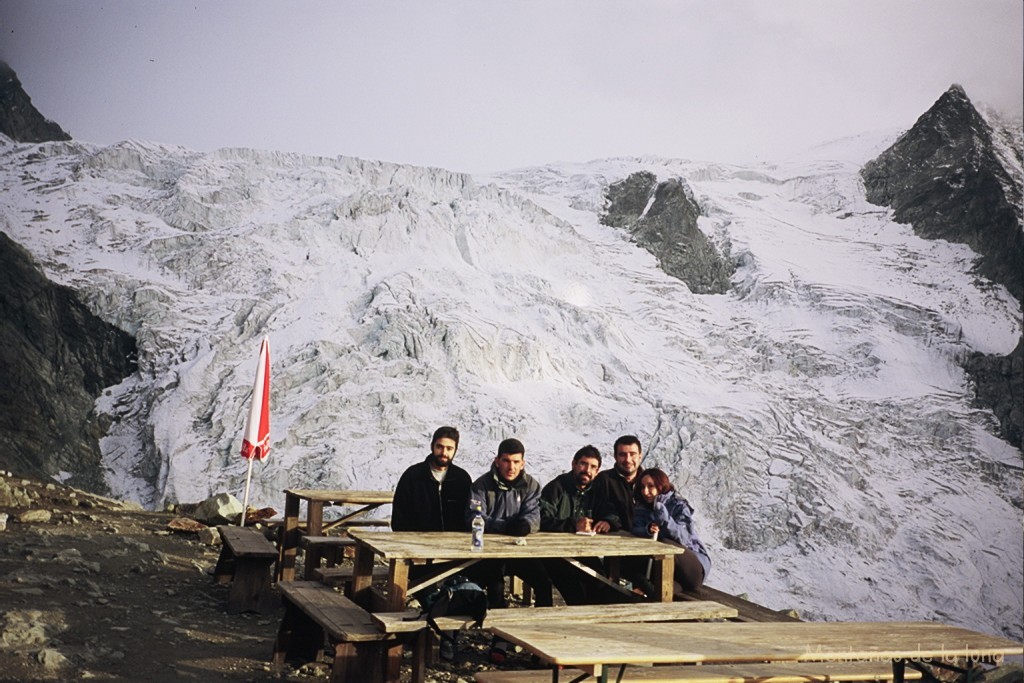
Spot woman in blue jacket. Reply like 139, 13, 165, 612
631, 467, 711, 593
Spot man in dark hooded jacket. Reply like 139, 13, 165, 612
392, 425, 471, 532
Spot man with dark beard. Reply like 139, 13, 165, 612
391, 426, 472, 659
392, 425, 471, 532
540, 445, 608, 533
540, 445, 615, 604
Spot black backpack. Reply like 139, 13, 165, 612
409, 574, 488, 640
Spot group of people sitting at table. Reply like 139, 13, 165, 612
390, 425, 713, 661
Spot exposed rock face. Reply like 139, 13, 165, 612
602, 171, 733, 294
0, 232, 137, 491
861, 85, 1024, 449
861, 84, 1023, 300
964, 338, 1023, 448
0, 62, 71, 143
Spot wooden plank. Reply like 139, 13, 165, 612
348, 530, 686, 561
489, 621, 1024, 668
564, 557, 639, 602
277, 580, 390, 643
373, 601, 739, 633
301, 536, 357, 549
316, 565, 390, 585
677, 585, 799, 623
337, 518, 391, 527
285, 489, 393, 504
218, 525, 277, 558
473, 661, 926, 683
302, 536, 357, 580
406, 559, 479, 595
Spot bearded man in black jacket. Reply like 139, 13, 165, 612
392, 425, 471, 532
391, 426, 473, 660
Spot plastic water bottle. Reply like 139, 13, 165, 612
470, 502, 485, 552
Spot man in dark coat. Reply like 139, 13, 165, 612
539, 444, 615, 604
591, 434, 647, 591
391, 425, 472, 533
391, 425, 472, 660
540, 444, 608, 533
592, 434, 645, 532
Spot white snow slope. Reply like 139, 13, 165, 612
0, 131, 1021, 641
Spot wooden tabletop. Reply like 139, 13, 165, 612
488, 621, 1024, 667
284, 489, 393, 504
373, 600, 738, 633
346, 530, 686, 560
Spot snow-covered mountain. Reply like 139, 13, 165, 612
1, 101, 1021, 640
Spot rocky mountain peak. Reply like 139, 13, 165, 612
861, 86, 1024, 449
860, 84, 1023, 301
911, 83, 991, 151
0, 61, 71, 143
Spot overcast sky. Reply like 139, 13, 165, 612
2, 1, 1021, 173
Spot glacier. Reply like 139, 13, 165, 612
0, 131, 1020, 641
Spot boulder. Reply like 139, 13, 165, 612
192, 493, 243, 525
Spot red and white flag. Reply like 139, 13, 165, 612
240, 336, 271, 461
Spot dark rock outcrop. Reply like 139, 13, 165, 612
964, 338, 1023, 449
0, 232, 137, 492
861, 84, 1023, 300
861, 85, 1024, 449
0, 61, 71, 143
602, 171, 733, 294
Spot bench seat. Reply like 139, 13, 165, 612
274, 580, 395, 683
213, 525, 278, 614
300, 535, 356, 579
474, 661, 925, 683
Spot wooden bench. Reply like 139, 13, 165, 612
213, 525, 278, 614
473, 661, 926, 683
274, 580, 396, 683
300, 535, 356, 580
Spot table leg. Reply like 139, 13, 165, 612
892, 658, 906, 683
384, 560, 410, 682
652, 554, 674, 602
351, 544, 377, 609
277, 492, 300, 582
387, 559, 410, 611
307, 500, 324, 537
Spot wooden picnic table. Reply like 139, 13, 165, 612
487, 620, 1024, 683
346, 529, 688, 613
276, 489, 392, 582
